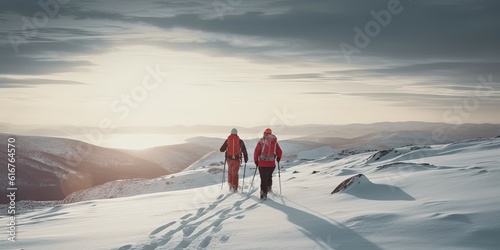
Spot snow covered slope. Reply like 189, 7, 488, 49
1, 137, 499, 249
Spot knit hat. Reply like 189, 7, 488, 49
231, 128, 238, 135
264, 128, 272, 134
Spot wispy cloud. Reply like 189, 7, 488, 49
345, 91, 500, 108
0, 52, 93, 75
269, 73, 324, 80
301, 91, 340, 95
0, 77, 88, 88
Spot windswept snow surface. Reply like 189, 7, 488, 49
1, 138, 500, 249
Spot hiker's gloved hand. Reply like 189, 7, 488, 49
276, 158, 281, 163
255, 161, 258, 167
245, 159, 248, 163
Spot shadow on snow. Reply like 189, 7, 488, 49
264, 199, 383, 250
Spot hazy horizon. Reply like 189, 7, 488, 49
3, 121, 500, 150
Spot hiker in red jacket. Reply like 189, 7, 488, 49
254, 128, 282, 199
220, 128, 248, 192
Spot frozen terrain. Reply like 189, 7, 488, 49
1, 137, 500, 249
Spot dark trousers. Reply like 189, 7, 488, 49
258, 167, 275, 194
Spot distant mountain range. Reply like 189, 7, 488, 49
292, 123, 500, 150
2, 121, 499, 139
1, 122, 499, 203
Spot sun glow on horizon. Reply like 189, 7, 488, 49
65, 133, 194, 150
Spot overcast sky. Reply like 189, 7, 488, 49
1, 0, 499, 129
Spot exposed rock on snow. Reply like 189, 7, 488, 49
331, 174, 365, 194
331, 174, 414, 201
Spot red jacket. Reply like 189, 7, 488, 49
254, 134, 282, 167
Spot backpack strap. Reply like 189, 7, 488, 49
227, 134, 240, 160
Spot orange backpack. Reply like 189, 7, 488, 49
227, 134, 240, 159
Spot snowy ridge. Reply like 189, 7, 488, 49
1, 137, 500, 249
63, 168, 222, 204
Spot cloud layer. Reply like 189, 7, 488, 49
0, 0, 499, 125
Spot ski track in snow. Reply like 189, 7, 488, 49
118, 191, 260, 250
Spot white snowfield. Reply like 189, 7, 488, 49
1, 137, 500, 249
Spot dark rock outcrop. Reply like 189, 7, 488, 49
331, 174, 364, 194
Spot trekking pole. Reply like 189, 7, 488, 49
278, 161, 282, 195
249, 164, 258, 195
221, 159, 226, 189
242, 162, 247, 193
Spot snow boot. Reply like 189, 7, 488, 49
260, 191, 267, 200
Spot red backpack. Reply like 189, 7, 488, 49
227, 134, 240, 159
260, 134, 277, 161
